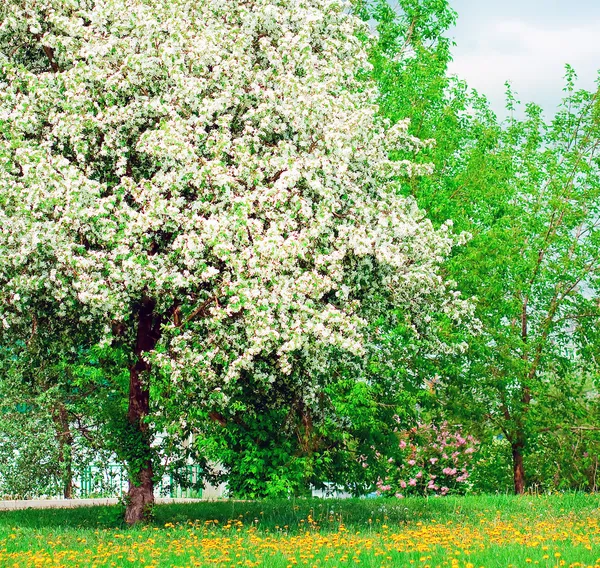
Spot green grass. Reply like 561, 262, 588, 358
1, 494, 599, 567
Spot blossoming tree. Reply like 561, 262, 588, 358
0, 0, 470, 522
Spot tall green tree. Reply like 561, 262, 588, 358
445, 80, 600, 494
365, 0, 600, 493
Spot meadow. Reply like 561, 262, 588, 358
0, 494, 599, 567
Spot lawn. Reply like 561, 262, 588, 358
1, 494, 599, 567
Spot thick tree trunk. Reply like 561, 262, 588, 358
124, 363, 154, 524
512, 441, 526, 495
53, 404, 74, 499
124, 297, 161, 525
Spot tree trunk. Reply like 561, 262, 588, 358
512, 441, 526, 495
124, 364, 154, 524
124, 297, 161, 525
53, 404, 74, 499
512, 385, 531, 496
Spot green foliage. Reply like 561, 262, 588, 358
0, 336, 127, 498
469, 437, 514, 495
0, 403, 62, 498
192, 353, 421, 498
365, 0, 600, 493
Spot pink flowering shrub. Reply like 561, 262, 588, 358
376, 422, 479, 498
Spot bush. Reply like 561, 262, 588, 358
375, 422, 479, 498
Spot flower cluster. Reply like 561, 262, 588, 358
1, 506, 598, 566
377, 422, 479, 498
0, 0, 471, 413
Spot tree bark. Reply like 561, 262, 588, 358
124, 297, 161, 525
512, 440, 526, 495
511, 386, 531, 496
53, 404, 74, 499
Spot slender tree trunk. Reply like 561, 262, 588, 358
512, 440, 526, 495
514, 295, 530, 496
511, 385, 531, 495
125, 297, 161, 525
514, 298, 529, 497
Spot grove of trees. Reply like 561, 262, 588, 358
1, 0, 599, 523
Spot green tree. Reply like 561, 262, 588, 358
365, 0, 600, 493
444, 81, 600, 494
0, 338, 123, 499
192, 355, 423, 498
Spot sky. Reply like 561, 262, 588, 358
446, 0, 600, 117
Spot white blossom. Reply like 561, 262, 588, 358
0, 0, 471, 400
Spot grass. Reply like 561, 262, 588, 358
0, 494, 599, 567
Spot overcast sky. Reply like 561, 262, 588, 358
447, 0, 600, 117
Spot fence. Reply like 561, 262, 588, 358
78, 464, 203, 499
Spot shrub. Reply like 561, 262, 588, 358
376, 422, 479, 497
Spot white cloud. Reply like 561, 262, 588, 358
448, 19, 600, 117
